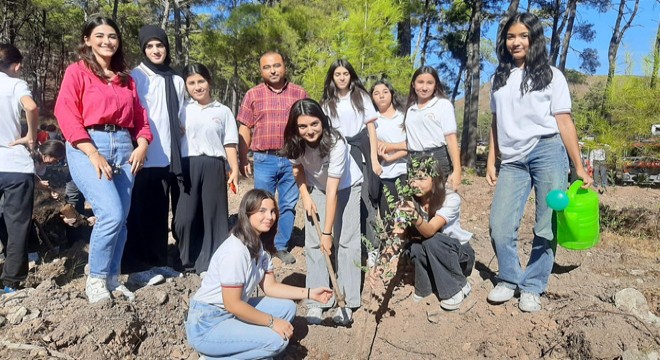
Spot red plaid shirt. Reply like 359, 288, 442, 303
237, 81, 307, 151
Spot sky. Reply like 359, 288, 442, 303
481, 1, 660, 78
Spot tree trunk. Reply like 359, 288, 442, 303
397, 1, 411, 57
419, 0, 431, 66
112, 0, 119, 21
161, 0, 170, 30
650, 18, 660, 89
497, 0, 520, 42
549, 0, 562, 66
173, 0, 184, 67
603, 0, 640, 113
460, 0, 482, 169
558, 0, 577, 71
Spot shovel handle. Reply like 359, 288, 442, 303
311, 212, 346, 308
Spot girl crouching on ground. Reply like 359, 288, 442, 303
395, 155, 474, 310
185, 189, 332, 359
280, 98, 363, 325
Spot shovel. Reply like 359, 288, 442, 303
311, 211, 346, 309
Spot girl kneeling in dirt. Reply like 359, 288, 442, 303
186, 189, 332, 359
394, 155, 475, 310
281, 98, 364, 326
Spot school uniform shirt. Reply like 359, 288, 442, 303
405, 97, 457, 152
180, 100, 239, 159
490, 66, 571, 164
290, 135, 363, 192
420, 190, 472, 245
0, 72, 35, 174
131, 63, 185, 168
54, 61, 152, 144
192, 234, 274, 308
375, 110, 407, 179
325, 92, 377, 138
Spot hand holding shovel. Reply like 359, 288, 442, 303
311, 212, 346, 308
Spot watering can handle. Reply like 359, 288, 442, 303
567, 180, 584, 200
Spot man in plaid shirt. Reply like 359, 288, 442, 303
238, 51, 308, 264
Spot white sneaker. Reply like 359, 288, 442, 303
412, 293, 425, 303
86, 277, 111, 304
367, 249, 379, 267
306, 307, 323, 325
152, 266, 183, 278
487, 283, 515, 303
440, 282, 471, 311
199, 271, 207, 280
127, 270, 165, 287
332, 307, 353, 325
519, 292, 542, 312
107, 276, 135, 301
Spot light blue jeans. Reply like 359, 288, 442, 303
253, 152, 299, 251
186, 298, 296, 359
489, 135, 568, 295
66, 129, 134, 278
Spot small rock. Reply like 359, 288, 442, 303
462, 342, 471, 351
25, 309, 41, 321
614, 288, 660, 326
36, 279, 53, 290
42, 335, 51, 342
636, 279, 644, 284
100, 329, 115, 343
155, 290, 168, 305
0, 316, 5, 326
622, 349, 659, 360
171, 347, 184, 359
7, 306, 28, 324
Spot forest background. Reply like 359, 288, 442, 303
1, 0, 659, 170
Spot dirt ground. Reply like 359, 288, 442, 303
0, 174, 658, 359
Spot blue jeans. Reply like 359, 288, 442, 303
66, 129, 134, 278
489, 135, 568, 295
253, 152, 299, 251
186, 298, 296, 359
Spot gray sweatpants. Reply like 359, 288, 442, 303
305, 184, 362, 309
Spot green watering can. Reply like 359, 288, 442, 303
549, 180, 600, 250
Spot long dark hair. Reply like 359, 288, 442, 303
32, 140, 66, 163
232, 189, 279, 258
0, 43, 23, 73
320, 59, 372, 119
370, 79, 404, 112
280, 98, 343, 160
411, 155, 446, 220
492, 12, 553, 94
405, 66, 447, 111
78, 17, 129, 85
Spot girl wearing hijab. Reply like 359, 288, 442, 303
123, 25, 186, 287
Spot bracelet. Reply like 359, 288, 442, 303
267, 315, 274, 328
307, 288, 310, 299
415, 215, 423, 226
88, 149, 99, 157
321, 231, 332, 236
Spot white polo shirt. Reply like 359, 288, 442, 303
131, 63, 186, 168
0, 72, 35, 174
404, 97, 457, 152
181, 100, 239, 159
193, 234, 274, 307
375, 110, 407, 179
290, 135, 363, 191
325, 92, 377, 138
420, 190, 472, 245
490, 66, 571, 163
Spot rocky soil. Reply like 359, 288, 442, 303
0, 175, 658, 359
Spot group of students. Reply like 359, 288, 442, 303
0, 11, 594, 360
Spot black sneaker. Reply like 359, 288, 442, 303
275, 250, 296, 264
